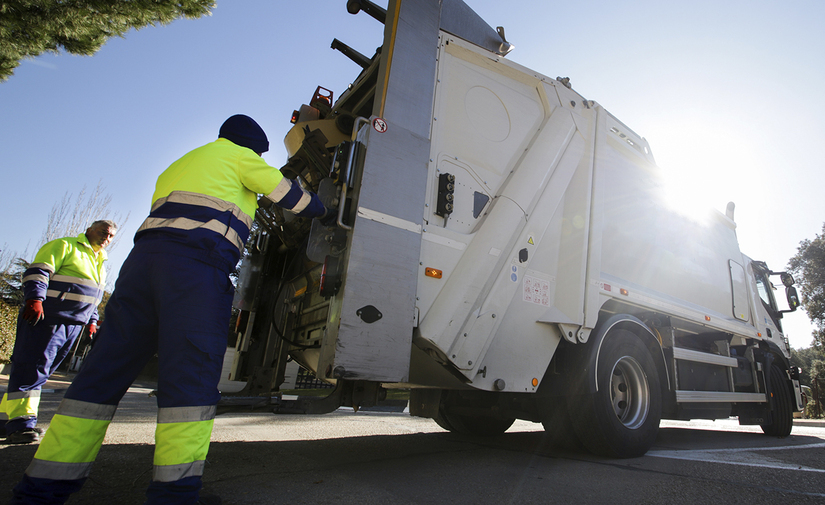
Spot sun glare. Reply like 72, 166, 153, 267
660, 166, 717, 225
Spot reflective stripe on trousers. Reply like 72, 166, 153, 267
153, 405, 216, 482
26, 399, 117, 480
0, 390, 41, 421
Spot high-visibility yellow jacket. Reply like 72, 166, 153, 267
23, 233, 107, 324
135, 138, 325, 269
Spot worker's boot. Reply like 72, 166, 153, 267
5, 427, 44, 444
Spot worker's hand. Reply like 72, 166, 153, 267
319, 206, 338, 227
22, 299, 44, 326
88, 322, 98, 338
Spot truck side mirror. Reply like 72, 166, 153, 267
781, 285, 800, 313
780, 272, 795, 287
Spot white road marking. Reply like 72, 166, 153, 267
648, 442, 825, 473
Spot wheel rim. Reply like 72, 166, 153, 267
610, 355, 650, 429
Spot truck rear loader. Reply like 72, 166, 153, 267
222, 0, 804, 458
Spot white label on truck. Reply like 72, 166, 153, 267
523, 274, 550, 307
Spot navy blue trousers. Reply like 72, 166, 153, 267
11, 243, 234, 505
1, 317, 83, 433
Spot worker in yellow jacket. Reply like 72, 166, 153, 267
0, 220, 116, 445
10, 115, 331, 505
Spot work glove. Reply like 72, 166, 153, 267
22, 299, 44, 326
88, 322, 98, 338
319, 206, 339, 227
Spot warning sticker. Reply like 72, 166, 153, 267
523, 275, 550, 307
372, 117, 388, 133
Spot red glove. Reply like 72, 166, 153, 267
88, 322, 98, 337
23, 299, 44, 325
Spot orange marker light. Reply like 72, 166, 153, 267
425, 267, 443, 279
620, 288, 629, 296
532, 378, 539, 387
705, 316, 711, 321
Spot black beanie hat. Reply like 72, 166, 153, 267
219, 114, 269, 153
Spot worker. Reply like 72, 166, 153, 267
0, 220, 116, 445
9, 115, 332, 505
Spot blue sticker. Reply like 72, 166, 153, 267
511, 273, 518, 282
512, 266, 518, 272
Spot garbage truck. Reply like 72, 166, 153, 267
221, 0, 804, 458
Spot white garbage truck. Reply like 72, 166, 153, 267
223, 0, 803, 458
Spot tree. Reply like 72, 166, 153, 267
809, 360, 825, 419
0, 0, 215, 81
0, 257, 30, 307
788, 223, 825, 348
40, 180, 130, 256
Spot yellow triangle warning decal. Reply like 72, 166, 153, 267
527, 237, 535, 245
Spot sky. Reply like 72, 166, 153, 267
1, 0, 822, 348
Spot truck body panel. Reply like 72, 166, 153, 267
224, 0, 802, 458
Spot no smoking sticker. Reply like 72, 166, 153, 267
372, 117, 388, 133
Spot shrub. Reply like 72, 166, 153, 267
0, 300, 17, 363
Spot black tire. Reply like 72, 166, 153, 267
538, 395, 583, 450
571, 329, 662, 458
435, 406, 515, 436
761, 364, 793, 437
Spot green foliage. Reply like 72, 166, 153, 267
0, 257, 29, 307
0, 0, 215, 81
788, 223, 825, 348
0, 300, 17, 363
807, 360, 825, 419
791, 345, 825, 386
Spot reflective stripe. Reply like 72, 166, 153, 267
22, 273, 50, 284
51, 274, 103, 288
153, 461, 206, 482
266, 177, 293, 202
57, 398, 118, 421
152, 190, 253, 228
26, 459, 94, 480
292, 192, 313, 213
3, 392, 40, 419
8, 390, 41, 400
0, 393, 8, 420
154, 418, 214, 466
46, 290, 100, 305
29, 263, 55, 274
137, 216, 245, 252
34, 412, 110, 464
157, 405, 216, 423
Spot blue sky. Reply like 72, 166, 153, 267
1, 0, 822, 348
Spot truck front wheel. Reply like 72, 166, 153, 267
760, 364, 793, 437
571, 329, 662, 458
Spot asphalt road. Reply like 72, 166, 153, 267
2, 373, 825, 505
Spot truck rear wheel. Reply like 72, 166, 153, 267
435, 408, 515, 436
761, 364, 793, 437
538, 396, 582, 450
571, 329, 661, 458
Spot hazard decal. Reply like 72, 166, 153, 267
523, 275, 550, 307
